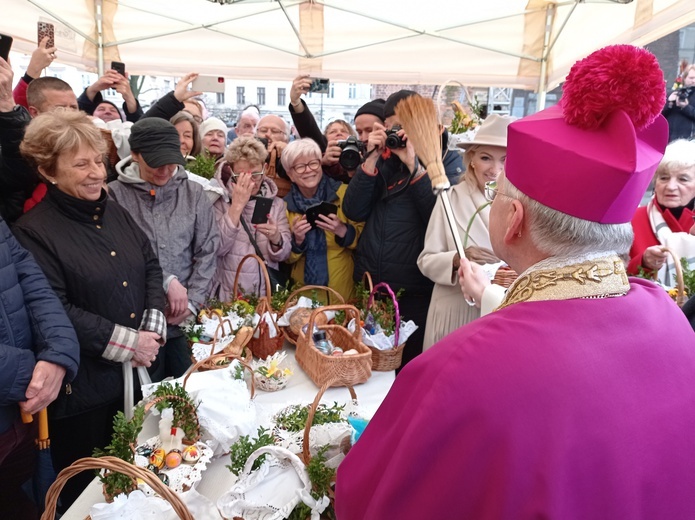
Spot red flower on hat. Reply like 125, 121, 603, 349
561, 45, 665, 131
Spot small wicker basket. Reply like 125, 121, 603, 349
295, 304, 372, 388
183, 352, 256, 399
41, 456, 193, 520
365, 282, 406, 372
233, 254, 285, 359
651, 246, 688, 307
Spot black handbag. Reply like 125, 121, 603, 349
239, 217, 289, 294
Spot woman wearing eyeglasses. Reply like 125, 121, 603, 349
210, 136, 291, 299
282, 138, 362, 302
417, 114, 515, 350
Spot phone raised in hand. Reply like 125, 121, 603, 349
37, 21, 55, 49
191, 75, 226, 93
251, 197, 274, 224
111, 61, 126, 76
0, 34, 12, 62
308, 77, 330, 95
305, 201, 338, 229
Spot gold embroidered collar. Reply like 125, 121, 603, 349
497, 254, 630, 311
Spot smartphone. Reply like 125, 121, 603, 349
37, 21, 55, 48
309, 77, 330, 95
191, 75, 226, 93
306, 201, 338, 228
251, 197, 274, 225
111, 61, 126, 76
0, 34, 12, 62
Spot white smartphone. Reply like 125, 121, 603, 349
191, 76, 226, 93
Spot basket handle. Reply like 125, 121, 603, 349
306, 304, 362, 342
367, 282, 401, 346
41, 456, 193, 520
233, 253, 272, 297
280, 285, 345, 315
301, 381, 357, 465
208, 318, 235, 357
361, 271, 374, 294
661, 246, 687, 307
182, 353, 256, 399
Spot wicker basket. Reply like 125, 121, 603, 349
295, 304, 371, 388
280, 285, 345, 345
233, 254, 285, 359
41, 456, 193, 520
143, 394, 201, 446
365, 282, 406, 372
189, 318, 253, 368
651, 246, 688, 307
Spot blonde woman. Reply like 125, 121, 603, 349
417, 114, 515, 350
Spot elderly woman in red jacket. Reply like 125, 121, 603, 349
628, 139, 695, 285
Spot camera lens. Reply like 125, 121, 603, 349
339, 143, 362, 170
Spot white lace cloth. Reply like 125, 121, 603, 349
90, 487, 220, 520
133, 437, 213, 494
142, 363, 257, 457
276, 296, 336, 326
190, 335, 234, 363
346, 318, 419, 351
217, 446, 326, 520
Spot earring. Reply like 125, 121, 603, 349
517, 231, 521, 238
50, 180, 57, 185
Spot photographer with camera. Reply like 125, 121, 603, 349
663, 65, 695, 142
342, 90, 463, 369
289, 75, 385, 183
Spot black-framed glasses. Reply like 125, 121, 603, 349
292, 159, 321, 174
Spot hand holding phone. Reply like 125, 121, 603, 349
305, 201, 338, 229
309, 77, 330, 95
251, 197, 274, 224
191, 75, 226, 93
37, 21, 55, 49
111, 61, 126, 76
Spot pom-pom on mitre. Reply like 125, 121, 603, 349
561, 45, 665, 131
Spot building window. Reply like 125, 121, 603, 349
348, 83, 356, 99
278, 87, 286, 106
237, 86, 245, 105
257, 87, 266, 106
216, 92, 225, 104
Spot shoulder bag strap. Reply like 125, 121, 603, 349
239, 217, 266, 262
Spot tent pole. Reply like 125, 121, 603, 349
536, 4, 556, 112
95, 0, 105, 77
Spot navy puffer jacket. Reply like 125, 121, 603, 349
0, 217, 79, 434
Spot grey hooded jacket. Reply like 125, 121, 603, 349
109, 159, 219, 329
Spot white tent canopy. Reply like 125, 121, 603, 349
3, 0, 695, 92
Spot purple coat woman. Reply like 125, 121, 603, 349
210, 136, 291, 299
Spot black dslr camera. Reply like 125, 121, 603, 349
677, 88, 690, 102
338, 136, 366, 170
385, 124, 406, 149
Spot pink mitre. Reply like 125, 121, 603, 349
505, 45, 668, 224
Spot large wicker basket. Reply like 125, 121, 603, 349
233, 254, 285, 359
295, 304, 371, 388
280, 285, 345, 345
365, 282, 406, 372
190, 319, 253, 369
41, 456, 193, 520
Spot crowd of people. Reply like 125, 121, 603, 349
0, 35, 694, 519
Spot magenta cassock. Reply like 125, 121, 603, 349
335, 279, 695, 520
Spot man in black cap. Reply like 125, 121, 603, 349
108, 118, 219, 380
342, 89, 463, 370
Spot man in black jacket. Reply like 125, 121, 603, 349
342, 90, 463, 369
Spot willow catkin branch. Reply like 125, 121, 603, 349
395, 95, 449, 190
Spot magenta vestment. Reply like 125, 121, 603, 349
335, 279, 695, 519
